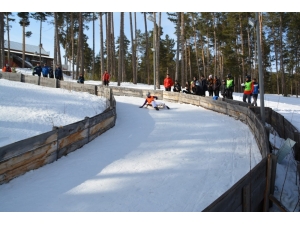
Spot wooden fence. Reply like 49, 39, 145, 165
109, 87, 298, 211
0, 72, 116, 185
0, 73, 298, 211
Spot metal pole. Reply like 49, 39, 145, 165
153, 13, 156, 90
256, 12, 265, 125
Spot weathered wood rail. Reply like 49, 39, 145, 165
0, 72, 116, 185
1, 72, 298, 211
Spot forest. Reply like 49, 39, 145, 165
0, 12, 299, 96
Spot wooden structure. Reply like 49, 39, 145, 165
3, 40, 54, 68
0, 74, 298, 211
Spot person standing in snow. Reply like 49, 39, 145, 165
139, 92, 170, 111
55, 64, 62, 80
213, 76, 221, 97
225, 74, 234, 99
207, 75, 214, 96
42, 63, 49, 78
33, 63, 42, 76
251, 78, 259, 106
164, 74, 174, 91
241, 75, 253, 104
102, 70, 110, 86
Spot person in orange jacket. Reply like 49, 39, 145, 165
102, 70, 110, 86
2, 64, 12, 72
163, 74, 174, 91
139, 92, 170, 110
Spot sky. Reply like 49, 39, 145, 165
0, 69, 299, 224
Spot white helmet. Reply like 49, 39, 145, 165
146, 92, 150, 97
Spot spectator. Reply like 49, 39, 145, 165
42, 63, 49, 78
2, 64, 12, 72
173, 80, 181, 92
77, 74, 85, 84
192, 76, 201, 95
102, 70, 110, 86
251, 78, 259, 106
199, 76, 207, 96
183, 81, 191, 94
139, 92, 170, 110
49, 67, 54, 78
220, 80, 227, 99
32, 63, 42, 76
55, 65, 62, 80
164, 74, 173, 91
213, 76, 221, 97
225, 74, 234, 99
207, 75, 214, 96
241, 75, 253, 104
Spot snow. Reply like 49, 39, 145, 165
0, 69, 299, 223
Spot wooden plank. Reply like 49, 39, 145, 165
0, 130, 57, 162
58, 128, 88, 149
0, 141, 57, 174
243, 184, 251, 211
90, 117, 115, 136
57, 136, 89, 159
202, 157, 267, 211
269, 194, 288, 212
0, 143, 57, 184
263, 154, 272, 211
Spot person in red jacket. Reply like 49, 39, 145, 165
102, 70, 110, 86
163, 74, 174, 91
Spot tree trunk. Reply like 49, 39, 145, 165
156, 12, 161, 89
239, 14, 245, 78
99, 12, 104, 83
22, 21, 25, 68
144, 13, 150, 85
79, 12, 84, 76
0, 13, 4, 68
118, 12, 124, 86
180, 12, 185, 86
129, 12, 136, 84
92, 12, 95, 78
71, 13, 74, 79
6, 13, 11, 66
279, 14, 286, 96
111, 13, 116, 80
175, 12, 180, 81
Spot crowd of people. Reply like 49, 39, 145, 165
163, 73, 259, 106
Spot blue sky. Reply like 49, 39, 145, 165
7, 12, 177, 58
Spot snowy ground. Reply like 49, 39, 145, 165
0, 69, 299, 223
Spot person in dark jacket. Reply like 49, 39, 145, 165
173, 80, 181, 92
207, 75, 214, 96
220, 80, 227, 99
183, 81, 191, 94
32, 63, 42, 76
55, 65, 62, 80
213, 76, 221, 97
200, 75, 207, 96
49, 67, 54, 78
77, 74, 84, 84
251, 78, 259, 106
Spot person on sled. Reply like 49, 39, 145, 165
139, 92, 170, 111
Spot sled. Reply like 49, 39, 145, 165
145, 103, 170, 110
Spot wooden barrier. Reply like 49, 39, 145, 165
0, 73, 116, 185
1, 74, 298, 211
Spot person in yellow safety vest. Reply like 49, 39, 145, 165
225, 74, 234, 99
241, 75, 254, 104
